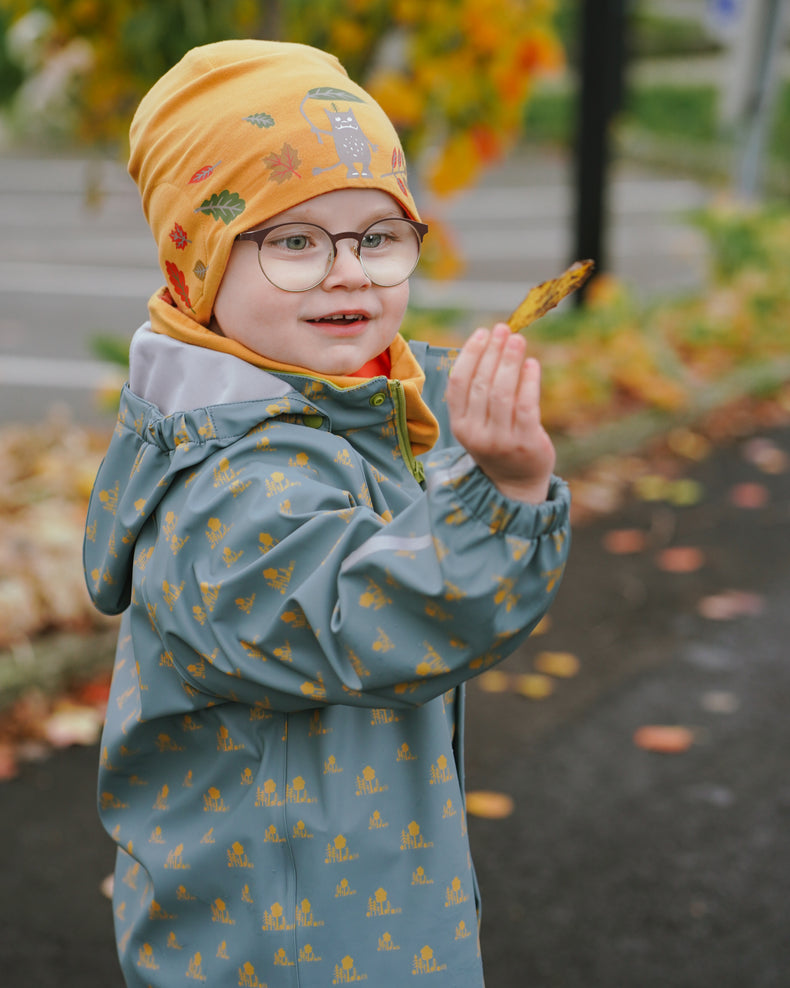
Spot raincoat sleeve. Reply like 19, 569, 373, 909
85, 382, 570, 713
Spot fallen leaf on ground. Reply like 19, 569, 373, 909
534, 651, 580, 678
530, 614, 552, 636
465, 790, 515, 819
700, 691, 740, 714
742, 437, 789, 474
666, 428, 711, 461
656, 546, 706, 573
43, 703, 104, 748
729, 482, 769, 509
666, 478, 705, 507
633, 474, 672, 502
476, 670, 511, 693
0, 744, 18, 782
602, 528, 647, 555
697, 589, 765, 620
514, 673, 555, 700
633, 725, 696, 753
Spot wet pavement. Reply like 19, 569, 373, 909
2, 410, 789, 987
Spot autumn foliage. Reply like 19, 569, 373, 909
5, 1, 562, 244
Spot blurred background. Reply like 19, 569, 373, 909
1, 2, 790, 986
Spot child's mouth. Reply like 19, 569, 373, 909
308, 312, 369, 332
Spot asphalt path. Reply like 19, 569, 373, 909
2, 406, 789, 986
0, 148, 712, 425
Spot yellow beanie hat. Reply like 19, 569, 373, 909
129, 39, 420, 326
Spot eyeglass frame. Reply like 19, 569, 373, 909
235, 216, 429, 292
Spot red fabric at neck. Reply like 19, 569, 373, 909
349, 351, 392, 379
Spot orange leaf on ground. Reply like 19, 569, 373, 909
514, 673, 554, 699
465, 790, 515, 820
602, 528, 647, 555
633, 725, 695, 754
656, 546, 706, 573
534, 651, 580, 678
729, 482, 769, 509
0, 744, 18, 782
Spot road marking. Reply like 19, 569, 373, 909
0, 262, 160, 298
0, 354, 123, 389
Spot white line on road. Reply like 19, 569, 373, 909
0, 354, 123, 389
0, 262, 160, 298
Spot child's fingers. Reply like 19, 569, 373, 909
485, 333, 529, 430
446, 328, 489, 412
463, 324, 510, 419
512, 357, 543, 430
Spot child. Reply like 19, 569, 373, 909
84, 40, 570, 988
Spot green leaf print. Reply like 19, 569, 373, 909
305, 87, 365, 104
194, 190, 246, 225
244, 112, 275, 129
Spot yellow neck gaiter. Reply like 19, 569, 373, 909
148, 290, 439, 456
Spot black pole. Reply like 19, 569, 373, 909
572, 0, 628, 304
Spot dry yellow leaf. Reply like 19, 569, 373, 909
476, 669, 511, 693
534, 651, 580, 679
506, 259, 595, 332
529, 614, 552, 636
465, 790, 515, 820
514, 673, 554, 699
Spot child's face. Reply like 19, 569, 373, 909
212, 189, 412, 375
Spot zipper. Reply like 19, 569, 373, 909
390, 380, 425, 484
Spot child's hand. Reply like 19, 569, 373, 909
446, 323, 556, 504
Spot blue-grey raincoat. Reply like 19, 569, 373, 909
84, 322, 571, 988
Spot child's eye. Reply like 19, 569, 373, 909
264, 225, 324, 253
282, 235, 310, 251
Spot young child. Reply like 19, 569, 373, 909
84, 39, 570, 988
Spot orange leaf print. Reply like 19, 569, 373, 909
165, 261, 192, 309
264, 143, 302, 183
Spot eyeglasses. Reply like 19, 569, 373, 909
235, 217, 429, 292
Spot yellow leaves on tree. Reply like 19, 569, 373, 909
365, 0, 564, 198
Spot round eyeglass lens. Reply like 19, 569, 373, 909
257, 224, 334, 292
357, 218, 422, 287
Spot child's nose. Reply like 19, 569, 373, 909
322, 240, 371, 289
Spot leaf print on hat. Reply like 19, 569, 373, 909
304, 86, 365, 104
194, 190, 246, 225
188, 162, 222, 184
168, 223, 191, 250
244, 112, 275, 129
263, 144, 302, 183
165, 260, 192, 309
193, 260, 207, 281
